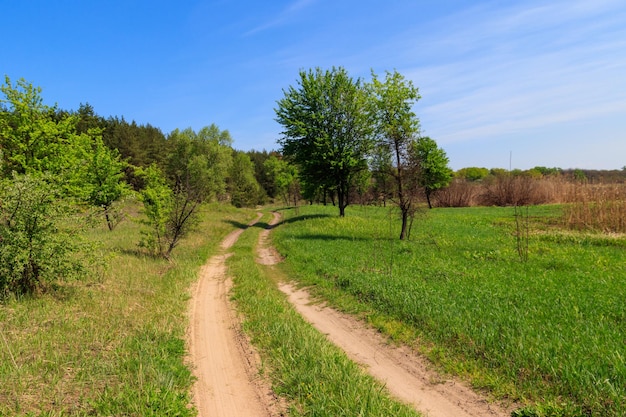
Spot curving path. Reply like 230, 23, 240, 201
188, 211, 513, 417
188, 213, 276, 417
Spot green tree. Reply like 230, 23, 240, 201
456, 167, 489, 182
275, 67, 373, 217
369, 70, 421, 239
137, 164, 174, 257
85, 135, 130, 230
410, 136, 453, 209
138, 125, 233, 258
263, 155, 300, 205
228, 151, 263, 207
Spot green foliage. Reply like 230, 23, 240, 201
456, 166, 490, 181
410, 136, 453, 208
263, 155, 299, 204
84, 135, 130, 230
228, 151, 263, 207
0, 77, 95, 193
0, 174, 94, 298
276, 67, 373, 216
137, 164, 174, 256
101, 116, 169, 171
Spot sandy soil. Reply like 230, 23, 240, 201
188, 213, 281, 417
188, 210, 514, 417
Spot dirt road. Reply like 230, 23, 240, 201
188, 211, 513, 417
188, 213, 278, 417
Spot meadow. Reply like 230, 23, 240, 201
272, 204, 626, 417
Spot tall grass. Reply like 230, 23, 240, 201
227, 213, 421, 417
272, 204, 626, 416
563, 184, 626, 233
0, 202, 256, 416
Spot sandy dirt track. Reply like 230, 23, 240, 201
188, 213, 278, 417
188, 211, 514, 417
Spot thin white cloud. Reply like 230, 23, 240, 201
394, 0, 626, 153
244, 0, 319, 36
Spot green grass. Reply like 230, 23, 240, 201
271, 204, 626, 417
0, 202, 257, 416
227, 213, 422, 417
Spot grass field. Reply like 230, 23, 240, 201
0, 202, 256, 416
271, 204, 626, 417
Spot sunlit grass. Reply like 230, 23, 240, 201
0, 201, 256, 416
272, 204, 626, 417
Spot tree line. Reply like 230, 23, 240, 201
0, 68, 453, 297
0, 76, 266, 297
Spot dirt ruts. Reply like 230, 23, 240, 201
188, 211, 513, 417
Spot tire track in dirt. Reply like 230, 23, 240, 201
259, 211, 513, 417
188, 213, 277, 417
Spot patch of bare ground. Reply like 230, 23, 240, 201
261, 211, 514, 417
187, 213, 284, 417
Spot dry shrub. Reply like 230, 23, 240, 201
563, 183, 626, 233
480, 176, 541, 206
435, 179, 480, 207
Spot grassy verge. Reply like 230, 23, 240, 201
227, 212, 422, 417
0, 202, 257, 416
271, 204, 626, 417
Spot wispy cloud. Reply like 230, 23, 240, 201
244, 0, 318, 36
396, 0, 626, 151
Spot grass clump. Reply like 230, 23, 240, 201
227, 213, 421, 417
272, 204, 626, 416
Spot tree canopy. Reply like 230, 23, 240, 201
275, 67, 373, 217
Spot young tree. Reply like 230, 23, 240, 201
263, 155, 299, 205
410, 136, 453, 209
84, 135, 130, 230
369, 70, 421, 239
137, 164, 174, 257
275, 67, 373, 217
0, 174, 94, 297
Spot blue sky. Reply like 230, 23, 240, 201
3, 0, 625, 170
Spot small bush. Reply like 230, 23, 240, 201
0, 174, 95, 298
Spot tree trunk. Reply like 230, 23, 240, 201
399, 208, 408, 240
425, 189, 433, 209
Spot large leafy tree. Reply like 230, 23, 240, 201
369, 70, 421, 239
275, 67, 373, 217
410, 136, 453, 209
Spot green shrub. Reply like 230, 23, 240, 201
0, 174, 94, 298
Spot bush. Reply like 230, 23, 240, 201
0, 174, 95, 298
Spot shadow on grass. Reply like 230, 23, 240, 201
292, 233, 369, 241
222, 219, 251, 230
